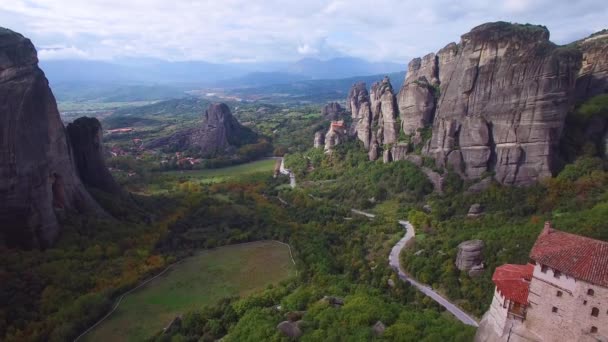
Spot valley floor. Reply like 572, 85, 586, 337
82, 241, 295, 342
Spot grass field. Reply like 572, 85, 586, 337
161, 158, 277, 183
83, 240, 295, 342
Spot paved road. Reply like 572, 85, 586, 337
389, 220, 479, 327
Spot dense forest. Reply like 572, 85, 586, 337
1, 93, 606, 341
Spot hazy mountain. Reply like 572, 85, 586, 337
40, 57, 404, 90
284, 57, 403, 79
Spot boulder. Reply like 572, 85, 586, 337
467, 203, 484, 217
0, 28, 103, 248
321, 296, 345, 307
372, 321, 386, 336
456, 240, 485, 272
67, 117, 121, 195
277, 320, 302, 339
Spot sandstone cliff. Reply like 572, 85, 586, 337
345, 22, 608, 185
321, 102, 345, 120
575, 30, 608, 102
146, 103, 257, 156
0, 28, 103, 248
67, 117, 122, 195
427, 23, 582, 185
347, 77, 399, 160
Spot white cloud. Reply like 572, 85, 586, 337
0, 0, 606, 63
38, 46, 89, 59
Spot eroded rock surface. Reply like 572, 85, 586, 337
0, 28, 103, 248
456, 240, 485, 271
147, 103, 257, 156
67, 117, 121, 195
321, 102, 345, 120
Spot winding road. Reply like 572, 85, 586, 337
389, 220, 479, 327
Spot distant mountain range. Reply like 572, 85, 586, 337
40, 57, 404, 88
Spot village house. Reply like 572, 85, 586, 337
477, 222, 608, 342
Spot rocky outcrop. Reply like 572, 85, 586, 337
426, 23, 583, 185
370, 76, 399, 145
0, 28, 103, 248
456, 240, 484, 271
347, 82, 373, 149
397, 53, 438, 134
348, 78, 399, 160
67, 117, 121, 195
146, 103, 256, 156
467, 203, 484, 217
372, 321, 386, 336
314, 131, 325, 148
339, 22, 608, 186
575, 31, 608, 102
277, 321, 303, 339
324, 121, 347, 152
321, 102, 345, 120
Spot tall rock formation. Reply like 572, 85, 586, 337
146, 103, 257, 156
67, 117, 122, 195
575, 31, 608, 102
426, 23, 582, 185
397, 53, 438, 134
0, 28, 103, 248
348, 78, 399, 160
370, 77, 399, 145
321, 102, 345, 120
347, 82, 373, 149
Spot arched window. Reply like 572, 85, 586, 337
591, 326, 598, 333
588, 289, 595, 296
591, 307, 599, 317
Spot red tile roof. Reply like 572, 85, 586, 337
530, 222, 608, 288
492, 264, 534, 305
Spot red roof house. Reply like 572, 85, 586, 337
492, 264, 534, 305
530, 222, 608, 288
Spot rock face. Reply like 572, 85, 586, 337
277, 321, 302, 339
427, 22, 582, 185
456, 240, 484, 271
324, 121, 346, 152
67, 117, 121, 195
314, 131, 325, 148
348, 78, 399, 160
371, 76, 399, 145
575, 31, 608, 102
0, 28, 103, 248
321, 102, 345, 120
339, 22, 608, 186
147, 103, 256, 156
467, 203, 484, 217
347, 82, 373, 149
398, 53, 438, 134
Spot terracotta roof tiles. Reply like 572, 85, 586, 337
492, 264, 534, 305
530, 223, 608, 288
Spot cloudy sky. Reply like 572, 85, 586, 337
0, 0, 606, 63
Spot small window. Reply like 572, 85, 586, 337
552, 307, 558, 313
588, 289, 595, 296
584, 300, 588, 305
554, 270, 561, 279
591, 326, 598, 333
556, 291, 563, 297
592, 307, 599, 317
541, 265, 548, 273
